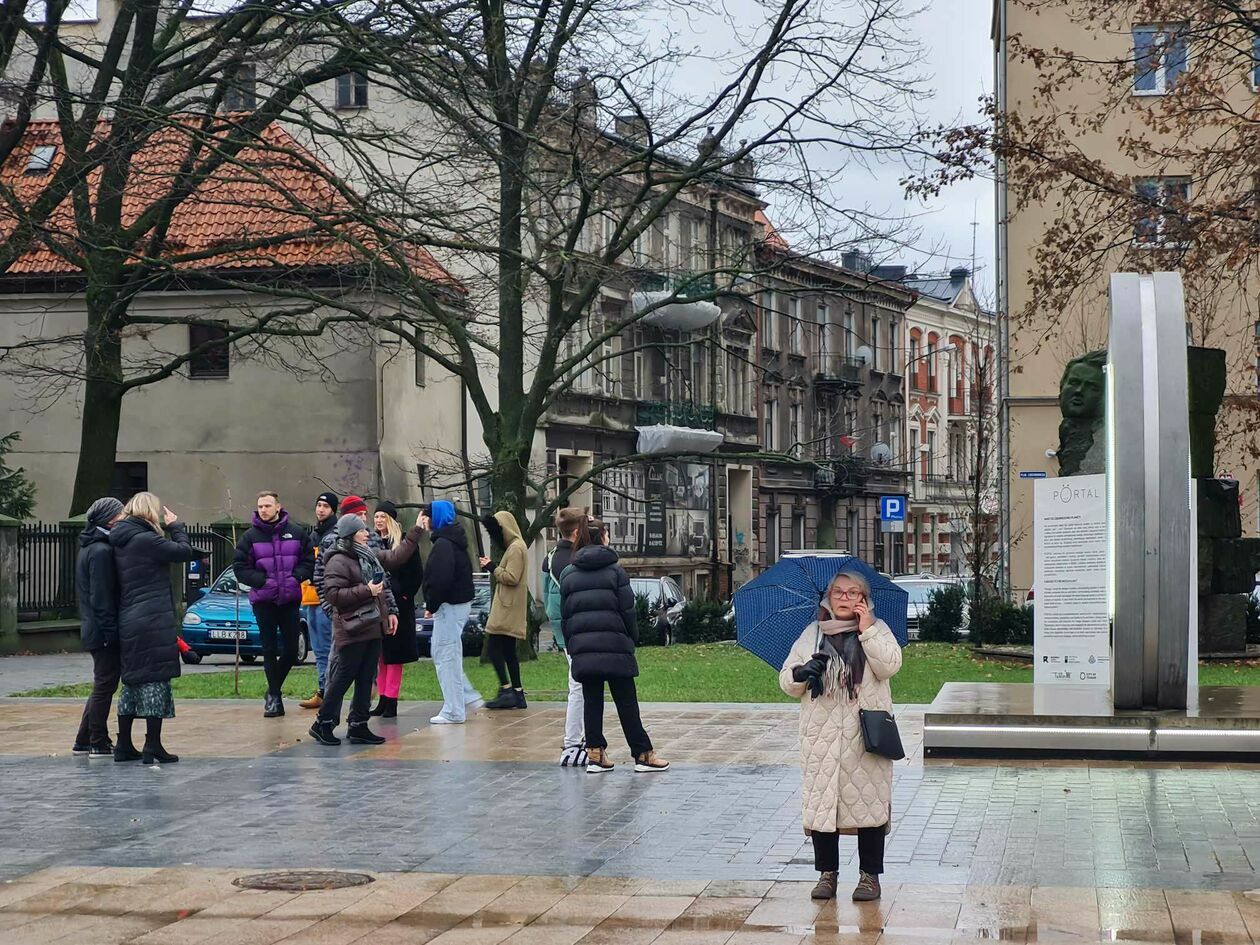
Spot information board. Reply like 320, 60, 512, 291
1033, 474, 1110, 685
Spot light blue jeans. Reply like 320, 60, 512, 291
304, 605, 334, 692
433, 602, 481, 721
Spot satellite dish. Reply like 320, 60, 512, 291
855, 344, 874, 366
871, 443, 892, 465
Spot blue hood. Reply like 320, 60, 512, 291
430, 500, 456, 530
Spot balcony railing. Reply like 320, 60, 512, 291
637, 400, 717, 430
813, 354, 864, 387
920, 473, 975, 499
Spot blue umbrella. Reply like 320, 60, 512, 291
732, 555, 908, 670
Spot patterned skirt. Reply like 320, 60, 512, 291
118, 681, 175, 719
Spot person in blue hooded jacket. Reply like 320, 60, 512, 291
421, 500, 483, 724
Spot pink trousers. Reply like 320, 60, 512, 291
377, 659, 404, 698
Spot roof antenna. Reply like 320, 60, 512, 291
970, 200, 979, 274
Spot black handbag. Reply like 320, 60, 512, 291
858, 708, 905, 760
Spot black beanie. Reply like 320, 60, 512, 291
376, 500, 399, 520
316, 491, 340, 512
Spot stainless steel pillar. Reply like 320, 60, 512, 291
1107, 273, 1191, 710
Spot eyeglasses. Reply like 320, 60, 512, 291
830, 589, 865, 601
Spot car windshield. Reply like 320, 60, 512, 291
209, 567, 244, 595
629, 579, 662, 603
897, 581, 950, 606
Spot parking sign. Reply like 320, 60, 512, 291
879, 495, 906, 521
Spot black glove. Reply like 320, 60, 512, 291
791, 657, 828, 683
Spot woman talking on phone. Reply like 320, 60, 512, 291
779, 568, 902, 903
109, 493, 208, 764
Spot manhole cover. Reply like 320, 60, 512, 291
232, 871, 375, 892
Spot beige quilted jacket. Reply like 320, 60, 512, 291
778, 620, 902, 835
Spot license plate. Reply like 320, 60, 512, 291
208, 629, 248, 640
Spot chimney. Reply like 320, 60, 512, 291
841, 250, 873, 273
615, 114, 648, 144
870, 264, 908, 282
950, 266, 971, 283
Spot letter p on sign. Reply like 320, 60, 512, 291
879, 496, 905, 521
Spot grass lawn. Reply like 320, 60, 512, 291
16, 642, 1045, 704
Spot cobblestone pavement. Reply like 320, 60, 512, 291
4, 697, 1260, 942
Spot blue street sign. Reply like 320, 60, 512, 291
1019, 471, 1048, 479
879, 495, 906, 521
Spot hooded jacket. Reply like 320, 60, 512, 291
559, 544, 638, 681
110, 517, 206, 686
484, 511, 528, 640
300, 514, 338, 606
233, 509, 314, 606
541, 539, 575, 646
76, 522, 118, 651
422, 501, 475, 611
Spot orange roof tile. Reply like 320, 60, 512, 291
755, 209, 789, 252
0, 119, 460, 290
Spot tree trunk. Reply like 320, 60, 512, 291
69, 307, 124, 516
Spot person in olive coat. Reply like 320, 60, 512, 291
109, 492, 208, 764
559, 520, 668, 774
72, 496, 126, 757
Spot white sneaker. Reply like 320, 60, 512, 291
429, 715, 463, 725
465, 697, 485, 711
560, 744, 589, 768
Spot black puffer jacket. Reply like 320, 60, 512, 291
559, 544, 638, 682
110, 517, 206, 686
423, 524, 475, 612
76, 524, 118, 651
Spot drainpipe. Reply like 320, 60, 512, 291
708, 192, 721, 600
994, 0, 1012, 598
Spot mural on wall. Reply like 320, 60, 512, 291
598, 461, 712, 557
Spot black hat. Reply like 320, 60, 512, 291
376, 500, 399, 520
316, 491, 340, 512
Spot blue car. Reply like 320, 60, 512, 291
415, 576, 492, 658
181, 566, 310, 664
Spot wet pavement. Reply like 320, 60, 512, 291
3, 696, 1260, 942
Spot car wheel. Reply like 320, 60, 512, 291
240, 653, 257, 663
295, 626, 309, 665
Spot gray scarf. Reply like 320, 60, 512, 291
338, 539, 385, 584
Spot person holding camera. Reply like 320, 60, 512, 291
307, 514, 397, 747
779, 569, 901, 903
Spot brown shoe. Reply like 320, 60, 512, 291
634, 751, 669, 772
586, 747, 614, 774
851, 871, 881, 902
299, 690, 324, 710
810, 871, 838, 900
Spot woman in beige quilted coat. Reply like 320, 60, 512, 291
779, 569, 902, 903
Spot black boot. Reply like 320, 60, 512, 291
485, 687, 517, 710
381, 696, 398, 719
263, 694, 281, 718
346, 723, 385, 745
369, 696, 386, 717
513, 689, 528, 709
308, 720, 341, 746
114, 715, 141, 762
142, 717, 179, 765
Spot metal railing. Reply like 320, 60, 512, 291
17, 523, 78, 619
636, 400, 717, 430
812, 354, 864, 386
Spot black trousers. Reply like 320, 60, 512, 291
75, 647, 121, 747
487, 634, 522, 689
253, 602, 301, 696
582, 676, 652, 757
318, 638, 381, 727
812, 827, 886, 875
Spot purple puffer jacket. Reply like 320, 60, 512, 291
232, 510, 315, 606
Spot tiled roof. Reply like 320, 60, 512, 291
0, 119, 459, 289
755, 209, 789, 251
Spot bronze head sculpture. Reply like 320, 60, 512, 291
1057, 350, 1107, 476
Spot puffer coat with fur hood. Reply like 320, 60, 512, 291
778, 619, 902, 834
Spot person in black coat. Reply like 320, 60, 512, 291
559, 520, 668, 774
72, 496, 126, 757
369, 500, 423, 718
421, 500, 482, 724
109, 492, 208, 764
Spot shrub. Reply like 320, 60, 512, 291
1247, 594, 1260, 646
634, 594, 664, 647
673, 600, 734, 644
969, 597, 1033, 647
918, 584, 967, 643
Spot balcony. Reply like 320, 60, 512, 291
813, 354, 864, 389
637, 401, 716, 430
631, 271, 721, 332
813, 458, 868, 496
921, 473, 975, 501
635, 400, 723, 454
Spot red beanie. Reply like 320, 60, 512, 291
340, 494, 368, 516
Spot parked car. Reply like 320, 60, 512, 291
181, 566, 310, 664
892, 573, 975, 641
629, 574, 686, 644
415, 574, 492, 658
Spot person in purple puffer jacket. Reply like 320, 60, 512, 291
233, 491, 315, 718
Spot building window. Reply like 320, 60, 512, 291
336, 71, 369, 109
414, 333, 427, 387
911, 427, 920, 479
871, 316, 881, 370
788, 401, 802, 456
909, 335, 920, 387
927, 339, 937, 389
788, 296, 804, 354
111, 462, 148, 503
1133, 24, 1188, 96
189, 322, 230, 378
26, 145, 56, 175
889, 405, 901, 464
224, 63, 257, 111
793, 512, 806, 549
762, 292, 779, 350
764, 398, 778, 451
927, 430, 937, 477
846, 509, 859, 554
843, 307, 855, 358
1134, 176, 1191, 245
765, 508, 780, 562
